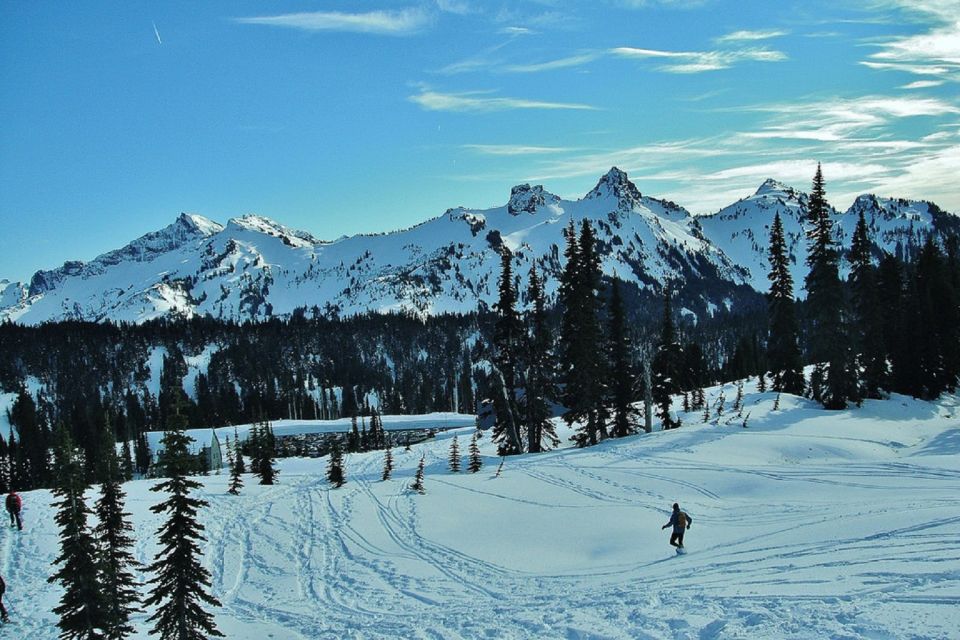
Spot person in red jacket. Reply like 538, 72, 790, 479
5, 492, 21, 531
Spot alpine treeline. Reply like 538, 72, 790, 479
764, 164, 960, 407
2, 164, 959, 484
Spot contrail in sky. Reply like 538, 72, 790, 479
153, 21, 162, 44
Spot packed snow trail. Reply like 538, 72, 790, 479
4, 386, 960, 639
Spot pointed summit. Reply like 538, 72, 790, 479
585, 167, 642, 205
754, 179, 795, 198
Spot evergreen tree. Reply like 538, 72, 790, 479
652, 290, 682, 430
120, 436, 135, 482
468, 431, 482, 473
911, 238, 960, 397
559, 220, 605, 446
233, 427, 246, 475
803, 164, 853, 408
848, 211, 886, 399
48, 426, 107, 639
381, 447, 394, 481
766, 212, 805, 395
94, 433, 141, 640
227, 437, 243, 496
326, 438, 345, 488
257, 421, 277, 485
607, 279, 639, 438
143, 428, 223, 640
411, 454, 426, 494
448, 436, 461, 473
491, 248, 523, 455
523, 265, 558, 453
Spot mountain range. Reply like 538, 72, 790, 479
2, 168, 956, 325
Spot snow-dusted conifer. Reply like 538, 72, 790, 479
144, 426, 223, 640
381, 447, 394, 481
411, 455, 426, 493
48, 426, 107, 639
227, 437, 244, 496
94, 434, 141, 640
468, 432, 482, 473
448, 436, 460, 473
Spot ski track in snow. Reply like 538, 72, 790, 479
4, 390, 960, 639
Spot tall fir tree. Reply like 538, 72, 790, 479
94, 430, 141, 640
491, 248, 524, 455
48, 426, 107, 640
848, 211, 886, 399
652, 290, 682, 430
766, 212, 805, 395
607, 279, 639, 438
327, 438, 345, 488
559, 220, 606, 446
803, 164, 853, 409
523, 265, 558, 453
143, 428, 223, 640
468, 431, 482, 473
257, 421, 278, 485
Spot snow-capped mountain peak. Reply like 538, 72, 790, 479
754, 178, 796, 198
585, 166, 643, 207
1, 171, 955, 324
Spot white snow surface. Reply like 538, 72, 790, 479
4, 383, 960, 639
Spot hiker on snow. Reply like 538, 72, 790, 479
662, 502, 691, 549
0, 573, 9, 622
5, 492, 21, 531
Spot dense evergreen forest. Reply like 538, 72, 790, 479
2, 168, 958, 490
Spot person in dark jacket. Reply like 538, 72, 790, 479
0, 573, 9, 622
5, 492, 21, 531
661, 502, 692, 548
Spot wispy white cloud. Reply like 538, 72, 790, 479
901, 79, 946, 89
234, 7, 432, 35
462, 144, 571, 155
505, 52, 602, 73
611, 46, 786, 72
409, 87, 597, 112
434, 0, 473, 15
861, 1, 960, 81
499, 26, 534, 36
742, 96, 959, 142
715, 29, 788, 43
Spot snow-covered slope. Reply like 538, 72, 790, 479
2, 169, 956, 323
5, 385, 959, 639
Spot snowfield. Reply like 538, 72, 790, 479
4, 384, 960, 639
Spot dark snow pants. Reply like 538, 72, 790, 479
670, 529, 685, 548
7, 510, 20, 531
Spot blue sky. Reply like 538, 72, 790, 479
1, 0, 958, 282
